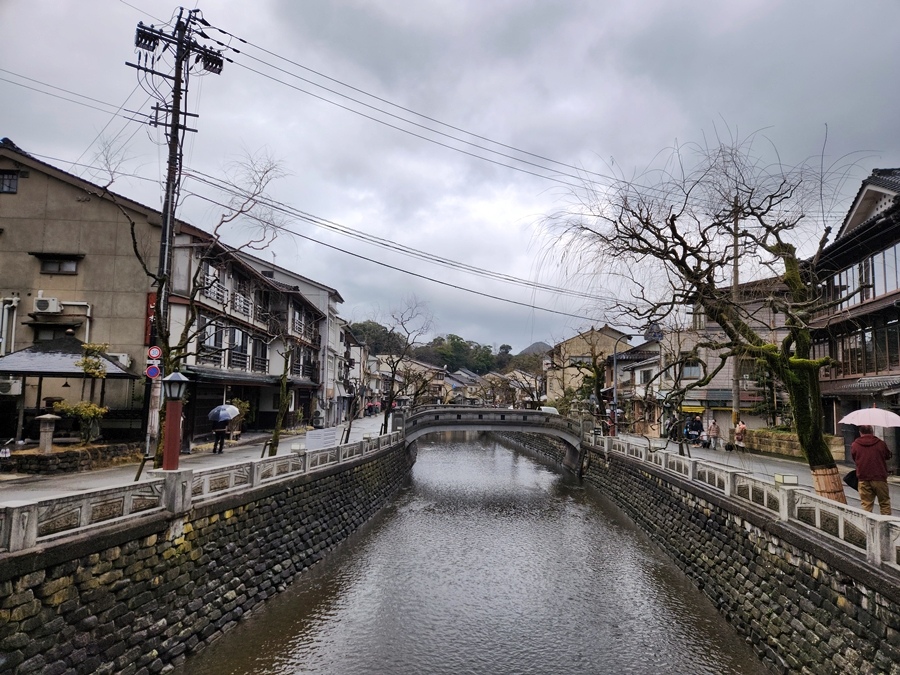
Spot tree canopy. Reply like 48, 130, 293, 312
544, 134, 851, 503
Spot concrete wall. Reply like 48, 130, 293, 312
0, 441, 414, 674
506, 433, 900, 674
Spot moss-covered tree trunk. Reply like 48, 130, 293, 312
269, 350, 292, 456
771, 252, 846, 503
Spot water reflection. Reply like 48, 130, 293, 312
179, 432, 766, 675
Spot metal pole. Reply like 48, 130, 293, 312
732, 195, 741, 428
612, 334, 632, 436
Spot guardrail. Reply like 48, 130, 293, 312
0, 431, 404, 554
404, 406, 582, 444
592, 434, 900, 570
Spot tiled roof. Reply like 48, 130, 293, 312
0, 336, 135, 378
866, 168, 900, 194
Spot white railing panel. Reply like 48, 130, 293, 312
791, 491, 871, 554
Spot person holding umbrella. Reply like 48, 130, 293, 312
851, 425, 892, 515
208, 403, 240, 455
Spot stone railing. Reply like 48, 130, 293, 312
0, 479, 165, 554
0, 431, 403, 554
594, 434, 900, 571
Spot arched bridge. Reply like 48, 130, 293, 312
402, 406, 585, 471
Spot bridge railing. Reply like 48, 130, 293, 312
0, 430, 404, 554
596, 433, 900, 570
404, 406, 582, 440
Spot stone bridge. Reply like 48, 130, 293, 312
401, 406, 585, 472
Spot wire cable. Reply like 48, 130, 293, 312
183, 168, 602, 301
185, 188, 609, 323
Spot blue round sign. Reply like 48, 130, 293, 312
145, 365, 161, 379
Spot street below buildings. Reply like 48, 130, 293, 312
0, 415, 386, 503
641, 434, 900, 512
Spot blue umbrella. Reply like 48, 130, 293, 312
208, 404, 240, 422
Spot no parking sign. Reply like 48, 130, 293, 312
146, 346, 162, 378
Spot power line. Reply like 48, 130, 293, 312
183, 168, 603, 301
0, 75, 150, 124
183, 188, 608, 323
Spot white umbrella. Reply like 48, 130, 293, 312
208, 404, 241, 422
838, 407, 900, 427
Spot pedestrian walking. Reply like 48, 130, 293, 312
686, 415, 704, 445
734, 419, 747, 449
212, 418, 228, 454
851, 425, 892, 515
707, 419, 720, 450
666, 414, 679, 442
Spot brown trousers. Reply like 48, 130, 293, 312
858, 480, 892, 515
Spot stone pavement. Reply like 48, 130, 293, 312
0, 414, 387, 504
635, 435, 900, 513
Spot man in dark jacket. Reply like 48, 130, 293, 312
850, 425, 892, 515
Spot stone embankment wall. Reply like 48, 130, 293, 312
499, 432, 900, 674
0, 443, 144, 475
492, 432, 569, 469
0, 442, 414, 675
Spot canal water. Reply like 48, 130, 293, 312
179, 433, 767, 675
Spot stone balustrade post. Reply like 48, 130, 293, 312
35, 413, 61, 455
865, 516, 892, 566
778, 486, 799, 522
149, 468, 193, 514
251, 459, 265, 486
687, 458, 698, 481
5, 500, 39, 552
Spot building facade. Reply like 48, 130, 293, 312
0, 138, 349, 442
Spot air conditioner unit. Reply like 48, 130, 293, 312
0, 378, 23, 396
33, 296, 62, 314
108, 353, 132, 368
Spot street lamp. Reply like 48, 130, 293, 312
162, 372, 189, 470
611, 334, 633, 436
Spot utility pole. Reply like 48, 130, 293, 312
731, 195, 741, 429
127, 9, 224, 465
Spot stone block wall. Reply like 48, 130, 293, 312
509, 433, 900, 674
0, 442, 414, 675
0, 443, 144, 475
740, 429, 843, 462
492, 432, 569, 468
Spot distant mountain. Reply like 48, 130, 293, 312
518, 341, 551, 356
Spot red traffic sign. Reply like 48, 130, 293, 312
145, 365, 161, 379
147, 346, 162, 359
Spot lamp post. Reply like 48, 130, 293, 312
161, 372, 189, 471
611, 334, 633, 436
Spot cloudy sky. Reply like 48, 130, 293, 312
2, 0, 899, 353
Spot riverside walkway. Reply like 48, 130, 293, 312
0, 415, 385, 503
1, 416, 898, 512
623, 433, 900, 512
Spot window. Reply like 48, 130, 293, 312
681, 356, 701, 379
198, 315, 224, 365
34, 326, 71, 342
40, 258, 78, 274
640, 369, 652, 385
0, 171, 18, 193
691, 307, 707, 330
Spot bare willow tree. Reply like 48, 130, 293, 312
545, 134, 852, 502
377, 297, 433, 435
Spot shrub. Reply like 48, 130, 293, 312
53, 400, 109, 444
